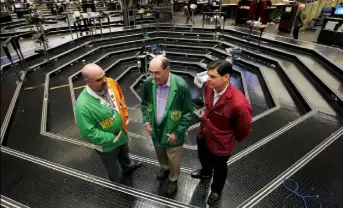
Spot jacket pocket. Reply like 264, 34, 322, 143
211, 111, 231, 130
170, 110, 182, 121
168, 110, 182, 132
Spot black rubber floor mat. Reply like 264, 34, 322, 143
256, 134, 343, 208
0, 71, 19, 125
0, 152, 169, 208
128, 134, 201, 170
219, 113, 342, 207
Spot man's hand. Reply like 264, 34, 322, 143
113, 131, 122, 143
145, 123, 152, 136
167, 133, 177, 143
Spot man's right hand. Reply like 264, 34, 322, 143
113, 131, 122, 143
145, 123, 152, 136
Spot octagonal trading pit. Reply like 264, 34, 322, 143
1, 24, 343, 208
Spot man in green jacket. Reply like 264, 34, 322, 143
141, 55, 193, 194
75, 63, 142, 183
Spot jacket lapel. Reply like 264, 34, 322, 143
163, 73, 177, 119
206, 86, 214, 110
208, 84, 233, 114
151, 73, 177, 124
152, 80, 157, 117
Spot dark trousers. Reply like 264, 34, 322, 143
293, 26, 300, 39
97, 144, 135, 183
197, 138, 230, 193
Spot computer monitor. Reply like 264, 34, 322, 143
334, 5, 343, 16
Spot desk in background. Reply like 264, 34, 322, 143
316, 16, 343, 46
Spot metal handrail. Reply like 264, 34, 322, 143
202, 11, 226, 33
2, 36, 27, 81
73, 18, 90, 43
139, 10, 163, 35
88, 12, 112, 38
62, 12, 74, 39
99, 12, 112, 36
88, 17, 97, 36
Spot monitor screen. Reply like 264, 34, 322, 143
334, 5, 343, 15
14, 3, 22, 8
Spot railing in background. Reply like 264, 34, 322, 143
2, 36, 28, 81
202, 11, 226, 33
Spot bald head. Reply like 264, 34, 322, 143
81, 63, 104, 79
149, 55, 170, 71
148, 55, 170, 86
81, 63, 107, 92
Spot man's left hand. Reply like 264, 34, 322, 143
167, 133, 177, 143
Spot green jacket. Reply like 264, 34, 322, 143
141, 73, 193, 148
75, 85, 129, 152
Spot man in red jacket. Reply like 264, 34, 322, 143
191, 60, 252, 206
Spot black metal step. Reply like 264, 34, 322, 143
234, 62, 273, 115
219, 34, 343, 111
218, 39, 342, 117
222, 26, 343, 77
117, 66, 142, 107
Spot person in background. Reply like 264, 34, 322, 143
184, 0, 198, 24
75, 63, 142, 183
141, 55, 193, 195
191, 60, 252, 206
293, 4, 306, 39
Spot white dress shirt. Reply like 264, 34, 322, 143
213, 82, 229, 106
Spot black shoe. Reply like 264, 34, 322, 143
190, 169, 212, 179
157, 168, 170, 180
207, 192, 221, 206
122, 161, 142, 175
166, 180, 177, 195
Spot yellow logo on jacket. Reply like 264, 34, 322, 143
170, 111, 182, 121
100, 117, 113, 129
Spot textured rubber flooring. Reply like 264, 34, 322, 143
220, 113, 342, 207
128, 133, 201, 169
256, 134, 343, 208
0, 152, 169, 208
0, 71, 19, 125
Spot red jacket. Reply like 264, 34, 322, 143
247, 0, 271, 25
198, 83, 252, 156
